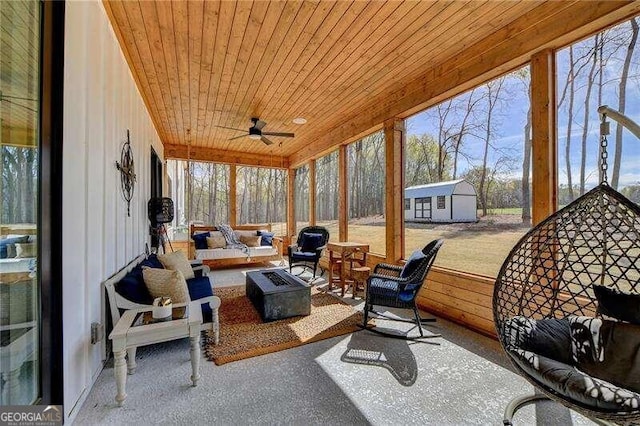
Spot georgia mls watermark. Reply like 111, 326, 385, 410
0, 405, 62, 426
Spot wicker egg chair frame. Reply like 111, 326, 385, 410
493, 107, 640, 425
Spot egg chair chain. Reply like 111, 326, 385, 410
599, 112, 610, 185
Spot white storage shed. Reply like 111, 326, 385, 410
404, 179, 477, 223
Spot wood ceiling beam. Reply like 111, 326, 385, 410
163, 143, 289, 169
288, 1, 640, 168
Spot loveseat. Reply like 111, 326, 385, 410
103, 252, 221, 360
189, 224, 283, 269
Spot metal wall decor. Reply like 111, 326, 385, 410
116, 129, 136, 216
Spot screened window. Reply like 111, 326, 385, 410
315, 151, 339, 241
347, 131, 385, 255
404, 64, 532, 276
556, 18, 640, 206
404, 198, 411, 210
294, 165, 309, 235
237, 166, 286, 235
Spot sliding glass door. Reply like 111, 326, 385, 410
0, 0, 41, 405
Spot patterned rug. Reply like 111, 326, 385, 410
204, 285, 366, 365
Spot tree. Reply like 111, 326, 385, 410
611, 18, 639, 189
478, 77, 506, 217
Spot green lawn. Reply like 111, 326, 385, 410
314, 216, 529, 277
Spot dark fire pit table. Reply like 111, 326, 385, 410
245, 269, 311, 322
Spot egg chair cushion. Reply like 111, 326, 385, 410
510, 347, 640, 413
502, 316, 572, 365
594, 285, 640, 325
521, 318, 573, 365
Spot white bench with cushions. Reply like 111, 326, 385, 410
103, 251, 220, 372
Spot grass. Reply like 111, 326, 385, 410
273, 214, 531, 277
314, 216, 529, 277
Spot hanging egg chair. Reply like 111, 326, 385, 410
494, 106, 640, 425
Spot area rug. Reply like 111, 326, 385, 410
204, 285, 366, 365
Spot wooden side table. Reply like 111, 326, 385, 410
109, 301, 202, 407
327, 242, 369, 296
350, 266, 371, 299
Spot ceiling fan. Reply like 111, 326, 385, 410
215, 117, 294, 145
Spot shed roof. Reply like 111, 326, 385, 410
405, 179, 471, 198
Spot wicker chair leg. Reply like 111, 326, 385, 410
363, 304, 369, 327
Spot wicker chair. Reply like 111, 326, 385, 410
494, 184, 640, 425
362, 239, 443, 340
287, 226, 329, 279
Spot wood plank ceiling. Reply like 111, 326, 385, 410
103, 1, 632, 165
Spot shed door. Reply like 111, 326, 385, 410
415, 197, 432, 219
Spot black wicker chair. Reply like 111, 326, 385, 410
494, 184, 640, 426
288, 226, 329, 279
494, 107, 640, 425
362, 239, 443, 340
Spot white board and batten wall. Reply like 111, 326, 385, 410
404, 179, 477, 223
63, 1, 163, 421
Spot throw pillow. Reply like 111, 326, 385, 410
257, 230, 274, 247
0, 235, 29, 259
570, 316, 640, 393
158, 250, 195, 280
569, 316, 604, 364
142, 267, 189, 303
6, 244, 17, 259
192, 232, 210, 250
520, 318, 572, 365
115, 271, 154, 305
207, 235, 226, 249
594, 285, 640, 324
145, 253, 164, 269
239, 235, 261, 247
15, 242, 37, 258
400, 249, 426, 278
301, 233, 323, 252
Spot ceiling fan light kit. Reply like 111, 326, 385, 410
292, 117, 307, 125
215, 117, 295, 145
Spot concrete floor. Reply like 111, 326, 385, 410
73, 264, 595, 425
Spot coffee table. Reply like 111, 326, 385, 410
246, 269, 310, 321
109, 301, 202, 407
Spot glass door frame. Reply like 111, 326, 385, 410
38, 0, 64, 405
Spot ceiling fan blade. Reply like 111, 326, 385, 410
262, 132, 295, 137
215, 125, 246, 132
228, 134, 248, 141
254, 119, 267, 130
261, 136, 274, 145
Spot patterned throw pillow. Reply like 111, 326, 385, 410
15, 242, 37, 258
158, 250, 195, 280
142, 267, 189, 303
239, 235, 261, 247
207, 235, 227, 249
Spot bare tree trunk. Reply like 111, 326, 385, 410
522, 99, 532, 225
565, 46, 576, 201
612, 18, 638, 189
453, 89, 479, 179
580, 37, 599, 195
479, 79, 504, 217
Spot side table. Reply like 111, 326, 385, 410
327, 242, 369, 296
108, 301, 202, 407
